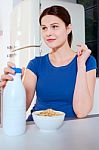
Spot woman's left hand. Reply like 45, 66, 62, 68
77, 44, 91, 65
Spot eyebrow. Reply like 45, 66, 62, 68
41, 23, 59, 26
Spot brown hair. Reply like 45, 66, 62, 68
39, 5, 73, 47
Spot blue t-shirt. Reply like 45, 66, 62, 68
26, 54, 97, 121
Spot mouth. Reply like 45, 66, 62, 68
46, 39, 56, 42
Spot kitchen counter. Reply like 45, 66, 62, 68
0, 115, 99, 150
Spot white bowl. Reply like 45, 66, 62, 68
32, 110, 65, 132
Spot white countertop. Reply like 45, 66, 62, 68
0, 115, 99, 150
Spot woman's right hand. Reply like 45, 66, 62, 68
0, 62, 16, 88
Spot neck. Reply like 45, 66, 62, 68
50, 44, 75, 61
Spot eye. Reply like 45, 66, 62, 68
41, 26, 47, 30
52, 25, 59, 29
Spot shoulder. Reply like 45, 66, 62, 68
86, 55, 97, 71
26, 54, 48, 76
27, 54, 48, 65
86, 55, 96, 62
30, 54, 47, 63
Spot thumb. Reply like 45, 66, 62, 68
21, 67, 25, 78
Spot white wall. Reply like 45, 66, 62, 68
0, 0, 13, 76
13, 0, 77, 5
62, 0, 76, 2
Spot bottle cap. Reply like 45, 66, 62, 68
12, 67, 22, 73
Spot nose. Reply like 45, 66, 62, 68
46, 27, 52, 36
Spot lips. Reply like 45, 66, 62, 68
46, 39, 56, 42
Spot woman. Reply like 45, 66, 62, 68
1, 5, 97, 120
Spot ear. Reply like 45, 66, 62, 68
66, 24, 72, 35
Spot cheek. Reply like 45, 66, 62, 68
56, 28, 67, 36
41, 32, 46, 40
57, 31, 67, 41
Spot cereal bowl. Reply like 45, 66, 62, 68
32, 109, 65, 132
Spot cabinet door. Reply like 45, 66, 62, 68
9, 0, 40, 67
8, 47, 40, 68
10, 0, 40, 50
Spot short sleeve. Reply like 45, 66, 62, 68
86, 55, 97, 72
26, 57, 39, 76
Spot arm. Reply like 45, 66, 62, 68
73, 44, 96, 118
1, 62, 37, 111
22, 69, 37, 111
73, 66, 96, 118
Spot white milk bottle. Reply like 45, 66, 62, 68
3, 67, 26, 136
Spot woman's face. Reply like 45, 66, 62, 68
41, 15, 71, 49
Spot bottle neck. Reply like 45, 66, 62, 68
11, 73, 21, 80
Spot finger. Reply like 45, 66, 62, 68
22, 67, 25, 77
7, 61, 16, 68
77, 49, 80, 56
77, 50, 80, 56
77, 44, 91, 54
87, 48, 91, 53
1, 74, 13, 81
77, 45, 83, 56
0, 81, 6, 88
77, 44, 88, 51
4, 67, 15, 75
78, 50, 82, 56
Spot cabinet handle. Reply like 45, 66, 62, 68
7, 53, 16, 58
7, 46, 16, 50
11, 45, 41, 52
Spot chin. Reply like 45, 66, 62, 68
46, 43, 59, 49
45, 41, 65, 50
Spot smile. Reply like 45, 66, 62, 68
46, 39, 56, 42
